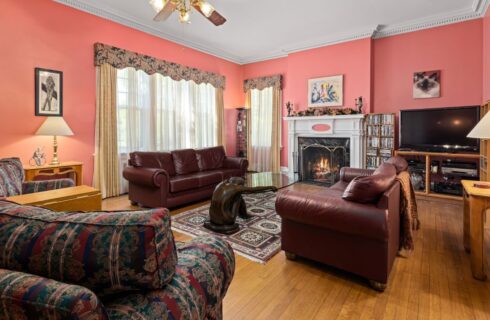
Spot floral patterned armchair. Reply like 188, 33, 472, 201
0, 157, 74, 198
0, 201, 235, 319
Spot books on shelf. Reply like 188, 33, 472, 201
365, 113, 395, 169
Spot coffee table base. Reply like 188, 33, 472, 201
204, 221, 240, 234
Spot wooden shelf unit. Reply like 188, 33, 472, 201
395, 150, 480, 200
480, 101, 490, 181
365, 113, 395, 169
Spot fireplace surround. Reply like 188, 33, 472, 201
284, 114, 365, 178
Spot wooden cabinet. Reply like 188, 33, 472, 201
395, 150, 479, 200
479, 101, 490, 181
23, 161, 83, 186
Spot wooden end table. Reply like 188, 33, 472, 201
7, 185, 102, 212
462, 180, 489, 280
23, 161, 83, 186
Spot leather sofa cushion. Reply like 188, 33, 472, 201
342, 163, 396, 204
0, 201, 178, 297
170, 175, 200, 193
385, 156, 409, 174
131, 152, 176, 176
169, 172, 223, 193
195, 171, 223, 188
196, 146, 226, 171
171, 149, 200, 175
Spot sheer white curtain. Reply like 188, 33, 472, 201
116, 67, 218, 193
250, 87, 274, 172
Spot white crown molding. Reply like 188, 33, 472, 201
374, 7, 483, 39
53, 0, 244, 64
55, 0, 490, 65
473, 0, 490, 15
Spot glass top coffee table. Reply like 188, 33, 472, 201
244, 172, 298, 189
204, 172, 297, 234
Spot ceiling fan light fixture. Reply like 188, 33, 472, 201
199, 1, 215, 18
179, 10, 191, 23
149, 0, 165, 13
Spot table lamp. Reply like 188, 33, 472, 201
35, 117, 74, 165
467, 112, 490, 188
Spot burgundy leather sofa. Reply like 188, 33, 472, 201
123, 146, 248, 208
276, 161, 402, 291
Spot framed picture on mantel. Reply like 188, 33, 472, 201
35, 68, 63, 116
308, 75, 343, 107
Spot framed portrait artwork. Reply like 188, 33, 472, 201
413, 70, 441, 99
308, 75, 343, 107
35, 68, 63, 116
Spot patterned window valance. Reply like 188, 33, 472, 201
243, 75, 282, 92
94, 43, 226, 89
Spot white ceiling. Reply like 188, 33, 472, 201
56, 0, 490, 64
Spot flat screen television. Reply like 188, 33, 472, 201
399, 106, 480, 153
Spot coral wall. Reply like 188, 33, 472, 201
243, 20, 484, 167
374, 19, 483, 113
0, 0, 243, 184
1, 0, 488, 177
484, 9, 490, 102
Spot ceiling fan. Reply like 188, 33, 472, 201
149, 0, 227, 26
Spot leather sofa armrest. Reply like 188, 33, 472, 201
276, 189, 388, 241
340, 167, 375, 183
223, 157, 249, 172
123, 166, 169, 188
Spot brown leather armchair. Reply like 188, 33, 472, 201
276, 165, 401, 291
123, 146, 248, 208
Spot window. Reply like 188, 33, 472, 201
116, 68, 218, 154
116, 67, 218, 192
250, 87, 274, 172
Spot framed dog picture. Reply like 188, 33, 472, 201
308, 75, 343, 107
35, 68, 63, 116
413, 70, 440, 99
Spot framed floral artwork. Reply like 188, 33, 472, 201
308, 75, 343, 107
35, 68, 63, 116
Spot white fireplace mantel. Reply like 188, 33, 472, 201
284, 114, 366, 175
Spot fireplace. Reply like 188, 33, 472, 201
298, 137, 350, 186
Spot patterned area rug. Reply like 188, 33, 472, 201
171, 192, 281, 264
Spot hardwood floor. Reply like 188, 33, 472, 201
103, 184, 490, 320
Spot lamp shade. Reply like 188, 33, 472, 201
36, 117, 74, 136
467, 113, 490, 139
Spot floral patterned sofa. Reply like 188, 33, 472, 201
0, 157, 74, 198
0, 200, 235, 319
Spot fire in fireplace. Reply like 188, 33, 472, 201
298, 137, 350, 186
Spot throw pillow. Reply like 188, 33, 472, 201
342, 163, 397, 203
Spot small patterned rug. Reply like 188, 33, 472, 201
171, 192, 281, 264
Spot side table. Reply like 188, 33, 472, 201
23, 161, 83, 186
462, 180, 489, 281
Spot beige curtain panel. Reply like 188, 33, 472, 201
216, 88, 226, 149
94, 43, 226, 90
93, 64, 120, 199
245, 75, 282, 173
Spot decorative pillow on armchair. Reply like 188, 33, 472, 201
0, 158, 24, 197
342, 163, 397, 204
0, 201, 178, 297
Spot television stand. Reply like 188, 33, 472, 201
394, 150, 480, 201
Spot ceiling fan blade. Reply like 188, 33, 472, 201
153, 1, 177, 22
192, 3, 227, 26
